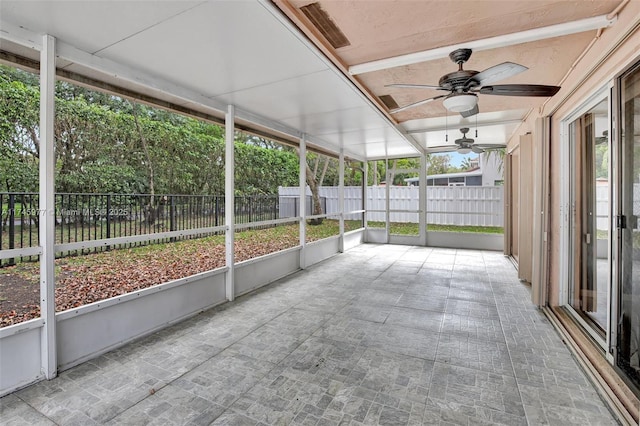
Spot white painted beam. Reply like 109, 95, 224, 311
0, 20, 43, 51
350, 14, 617, 75
39, 34, 57, 380
406, 118, 525, 134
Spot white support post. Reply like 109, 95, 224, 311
225, 105, 235, 301
363, 161, 368, 229
419, 153, 427, 246
39, 35, 57, 379
385, 159, 390, 243
373, 160, 377, 185
338, 150, 345, 252
299, 136, 307, 269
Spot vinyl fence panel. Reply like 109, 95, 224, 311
279, 185, 503, 226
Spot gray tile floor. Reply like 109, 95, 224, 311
1, 245, 619, 425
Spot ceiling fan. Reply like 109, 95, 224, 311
387, 48, 561, 117
429, 128, 506, 154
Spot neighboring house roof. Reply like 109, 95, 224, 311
405, 168, 483, 183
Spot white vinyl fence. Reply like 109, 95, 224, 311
597, 184, 609, 231
279, 185, 503, 227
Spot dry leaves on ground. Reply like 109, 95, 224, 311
1, 225, 305, 327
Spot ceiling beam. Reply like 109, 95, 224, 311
406, 118, 525, 134
349, 14, 617, 75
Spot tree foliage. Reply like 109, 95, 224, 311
0, 65, 304, 196
0, 69, 40, 192
595, 143, 609, 179
235, 139, 299, 194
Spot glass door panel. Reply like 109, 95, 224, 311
591, 109, 611, 329
618, 63, 640, 388
569, 98, 610, 334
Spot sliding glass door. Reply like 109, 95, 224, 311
568, 97, 611, 335
618, 61, 640, 389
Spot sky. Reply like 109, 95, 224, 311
441, 151, 477, 168
448, 152, 465, 167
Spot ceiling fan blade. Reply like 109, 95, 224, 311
474, 144, 507, 149
390, 94, 447, 113
426, 145, 458, 153
478, 84, 561, 97
468, 62, 527, 86
460, 104, 479, 118
471, 146, 485, 154
386, 83, 445, 90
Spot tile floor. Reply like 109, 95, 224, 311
0, 245, 619, 425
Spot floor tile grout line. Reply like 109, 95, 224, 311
418, 249, 454, 422
483, 250, 532, 426
13, 394, 62, 426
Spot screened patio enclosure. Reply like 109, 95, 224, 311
3, 3, 638, 422
0, 0, 476, 396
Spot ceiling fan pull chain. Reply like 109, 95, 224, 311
445, 112, 448, 142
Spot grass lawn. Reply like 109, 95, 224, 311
367, 221, 503, 235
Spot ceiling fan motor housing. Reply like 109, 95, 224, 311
455, 127, 473, 145
449, 48, 472, 64
438, 70, 479, 90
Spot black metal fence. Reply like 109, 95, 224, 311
0, 192, 289, 266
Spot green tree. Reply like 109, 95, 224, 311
0, 70, 40, 192
595, 143, 609, 179
459, 157, 474, 171
427, 154, 452, 175
0, 64, 335, 202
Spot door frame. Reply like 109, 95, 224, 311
559, 84, 612, 351
504, 149, 512, 258
505, 144, 520, 265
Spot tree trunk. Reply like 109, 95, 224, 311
305, 156, 329, 226
307, 176, 323, 225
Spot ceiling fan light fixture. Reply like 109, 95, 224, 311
443, 94, 477, 112
458, 147, 472, 154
